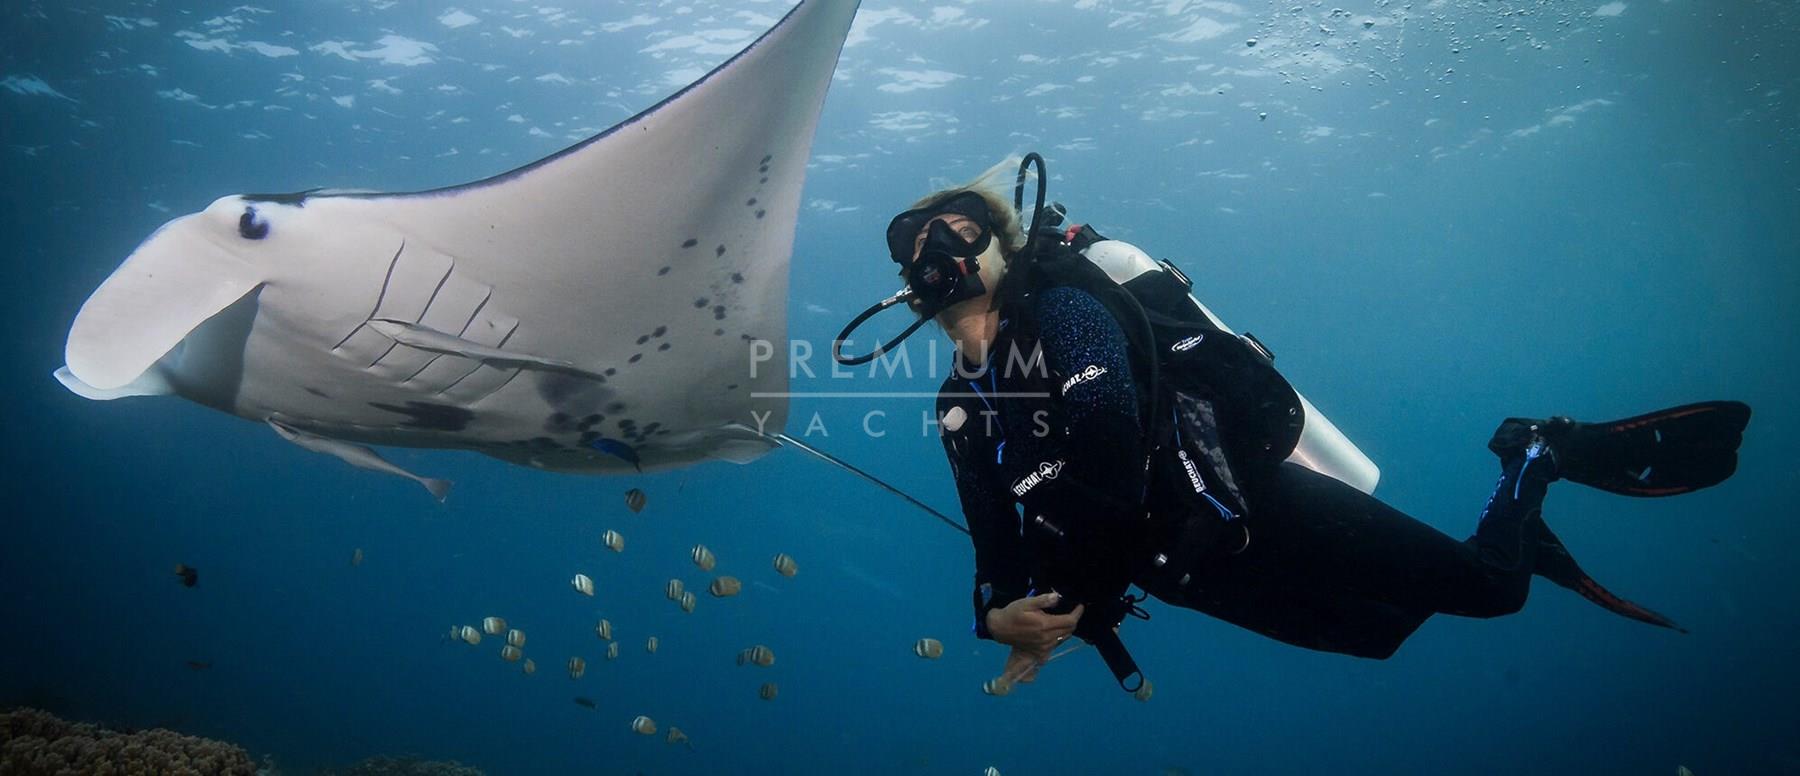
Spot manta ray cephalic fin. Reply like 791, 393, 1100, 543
54, 365, 174, 401
64, 219, 266, 391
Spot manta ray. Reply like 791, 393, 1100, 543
55, 1, 862, 501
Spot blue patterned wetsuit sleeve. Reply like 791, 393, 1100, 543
1032, 285, 1146, 514
938, 393, 1030, 640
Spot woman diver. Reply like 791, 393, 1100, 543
833, 156, 1751, 694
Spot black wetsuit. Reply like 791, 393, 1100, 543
938, 284, 1571, 659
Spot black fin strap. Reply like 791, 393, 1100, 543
1089, 627, 1144, 693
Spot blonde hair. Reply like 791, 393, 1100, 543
906, 157, 1029, 260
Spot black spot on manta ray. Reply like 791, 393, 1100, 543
303, 387, 330, 398
693, 297, 709, 308
604, 368, 617, 377
714, 328, 724, 336
731, 272, 744, 284
657, 343, 671, 352
760, 177, 768, 184
658, 266, 671, 276
746, 198, 757, 206
760, 154, 772, 164
368, 401, 474, 432
607, 401, 626, 413
755, 209, 765, 219
535, 372, 606, 407
544, 412, 581, 433
238, 207, 270, 240
713, 305, 727, 320
715, 245, 726, 257
628, 354, 642, 364
636, 334, 650, 346
681, 238, 698, 248
652, 325, 667, 337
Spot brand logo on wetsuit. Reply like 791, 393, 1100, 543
1011, 459, 1067, 497
1177, 449, 1206, 495
1171, 334, 1205, 352
1059, 365, 1107, 394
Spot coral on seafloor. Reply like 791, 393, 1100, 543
0, 707, 256, 775
323, 755, 485, 776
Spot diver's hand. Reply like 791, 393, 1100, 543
985, 592, 1083, 655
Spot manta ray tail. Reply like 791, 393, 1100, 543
770, 433, 967, 536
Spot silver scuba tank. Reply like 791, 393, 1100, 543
1080, 239, 1381, 494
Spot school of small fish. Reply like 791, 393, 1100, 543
433, 487, 865, 752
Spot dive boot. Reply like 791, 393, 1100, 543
1489, 401, 1750, 497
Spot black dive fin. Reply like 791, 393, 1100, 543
1491, 401, 1750, 497
1531, 522, 1686, 633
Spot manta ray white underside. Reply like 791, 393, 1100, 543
56, 0, 862, 499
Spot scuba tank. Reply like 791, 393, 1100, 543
1076, 238, 1381, 495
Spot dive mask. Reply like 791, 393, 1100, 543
885, 190, 995, 266
833, 191, 1000, 366
888, 190, 995, 312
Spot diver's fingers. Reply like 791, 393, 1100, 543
1042, 604, 1084, 632
1018, 592, 1063, 611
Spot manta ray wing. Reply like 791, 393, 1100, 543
59, 0, 860, 480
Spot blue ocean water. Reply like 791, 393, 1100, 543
2, 1, 1795, 774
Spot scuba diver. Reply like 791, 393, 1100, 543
832, 155, 1752, 695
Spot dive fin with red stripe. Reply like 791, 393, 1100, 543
1490, 401, 1751, 498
